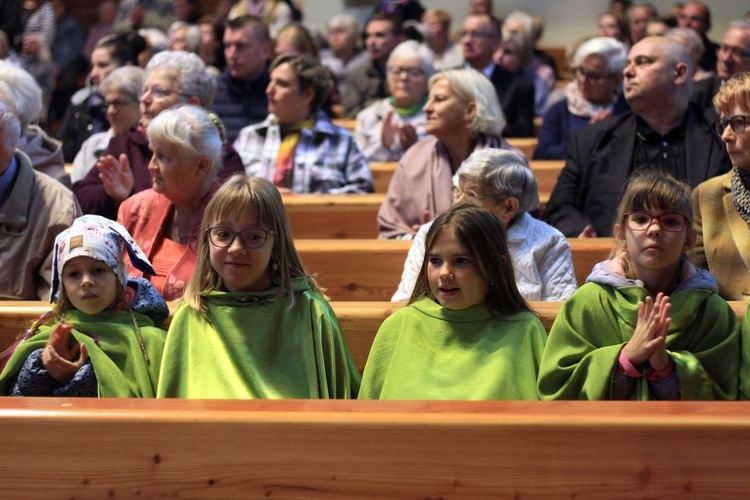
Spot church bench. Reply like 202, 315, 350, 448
296, 237, 612, 301
0, 398, 750, 497
2, 300, 745, 374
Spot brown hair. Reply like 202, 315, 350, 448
713, 72, 750, 117
408, 203, 530, 315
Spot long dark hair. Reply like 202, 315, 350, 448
408, 203, 530, 315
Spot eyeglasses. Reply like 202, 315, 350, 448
717, 44, 750, 60
387, 66, 426, 78
451, 186, 503, 202
459, 30, 496, 39
141, 85, 190, 100
105, 97, 137, 109
715, 115, 750, 135
206, 227, 274, 249
623, 212, 690, 232
574, 67, 608, 83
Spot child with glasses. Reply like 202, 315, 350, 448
538, 168, 740, 401
157, 174, 360, 398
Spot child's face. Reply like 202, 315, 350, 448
62, 256, 119, 315
427, 229, 487, 310
620, 208, 695, 279
208, 207, 275, 292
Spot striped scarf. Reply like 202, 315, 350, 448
731, 166, 750, 226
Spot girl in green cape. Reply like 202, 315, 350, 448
157, 175, 360, 398
359, 203, 547, 400
538, 169, 740, 400
0, 215, 168, 397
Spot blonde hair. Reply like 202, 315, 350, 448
713, 72, 750, 117
183, 175, 320, 312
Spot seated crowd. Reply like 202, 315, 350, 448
1, 0, 750, 401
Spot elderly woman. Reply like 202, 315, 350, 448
233, 53, 373, 194
392, 148, 577, 302
354, 40, 432, 162
71, 66, 144, 183
534, 36, 630, 160
377, 68, 525, 239
117, 105, 226, 301
0, 61, 68, 187
690, 73, 750, 300
73, 50, 244, 220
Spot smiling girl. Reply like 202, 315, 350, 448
0, 215, 168, 397
538, 169, 740, 400
157, 174, 360, 398
359, 203, 546, 400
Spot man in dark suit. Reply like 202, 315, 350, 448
677, 2, 718, 73
543, 36, 731, 238
459, 13, 535, 137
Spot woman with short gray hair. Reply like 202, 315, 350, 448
535, 36, 630, 159
378, 69, 521, 239
392, 148, 577, 302
71, 66, 144, 183
74, 51, 243, 220
354, 40, 433, 161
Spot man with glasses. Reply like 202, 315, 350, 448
543, 36, 730, 238
341, 13, 404, 118
717, 20, 750, 84
459, 13, 535, 137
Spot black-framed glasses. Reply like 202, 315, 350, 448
206, 227, 274, 249
141, 85, 191, 100
105, 97, 137, 109
387, 66, 426, 78
715, 115, 750, 136
717, 44, 750, 60
623, 212, 690, 232
573, 67, 608, 83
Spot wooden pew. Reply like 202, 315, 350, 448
3, 300, 745, 374
507, 137, 537, 158
284, 160, 563, 239
297, 237, 612, 301
2, 398, 750, 497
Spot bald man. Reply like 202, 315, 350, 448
543, 36, 730, 237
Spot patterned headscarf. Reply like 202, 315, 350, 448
50, 215, 155, 302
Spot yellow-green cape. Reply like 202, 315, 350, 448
359, 297, 547, 400
157, 278, 360, 398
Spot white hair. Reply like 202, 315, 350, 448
0, 60, 42, 128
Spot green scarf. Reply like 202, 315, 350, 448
391, 96, 427, 119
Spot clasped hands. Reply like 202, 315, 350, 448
622, 293, 672, 372
41, 323, 89, 384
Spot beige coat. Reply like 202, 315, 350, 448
0, 150, 81, 300
690, 171, 750, 300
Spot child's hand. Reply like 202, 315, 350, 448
42, 323, 90, 384
623, 293, 671, 367
42, 342, 89, 385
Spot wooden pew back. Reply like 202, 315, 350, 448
296, 237, 612, 301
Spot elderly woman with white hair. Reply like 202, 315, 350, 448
74, 50, 244, 220
117, 105, 230, 301
392, 148, 577, 302
378, 68, 527, 239
320, 14, 369, 101
354, 40, 433, 162
534, 36, 630, 159
0, 60, 68, 187
71, 66, 144, 183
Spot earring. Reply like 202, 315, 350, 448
272, 260, 279, 272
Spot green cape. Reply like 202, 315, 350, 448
157, 278, 360, 398
0, 310, 166, 397
359, 297, 547, 400
537, 283, 740, 400
739, 303, 750, 400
